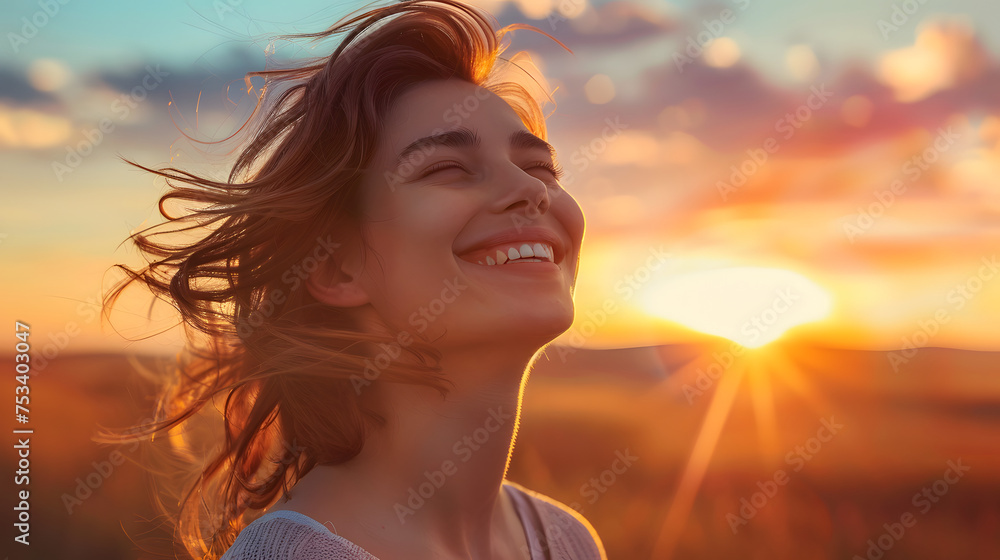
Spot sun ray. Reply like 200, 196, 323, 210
747, 357, 780, 462
650, 358, 747, 559
765, 348, 836, 413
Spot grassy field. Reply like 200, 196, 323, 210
3, 341, 998, 559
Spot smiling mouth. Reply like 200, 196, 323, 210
457, 242, 557, 266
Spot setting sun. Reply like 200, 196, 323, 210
639, 267, 833, 348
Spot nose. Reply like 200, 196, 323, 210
492, 163, 551, 219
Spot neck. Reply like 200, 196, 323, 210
281, 344, 541, 559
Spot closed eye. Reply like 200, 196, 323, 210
420, 160, 565, 181
526, 160, 564, 181
420, 161, 469, 177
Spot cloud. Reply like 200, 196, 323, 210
0, 103, 72, 148
637, 60, 791, 152
878, 18, 989, 102
493, 0, 677, 53
877, 17, 990, 103
0, 66, 56, 104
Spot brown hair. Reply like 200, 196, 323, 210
100, 0, 566, 558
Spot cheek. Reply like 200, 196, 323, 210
385, 193, 483, 266
555, 190, 586, 247
360, 200, 467, 310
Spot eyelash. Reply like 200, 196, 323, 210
422, 161, 565, 181
528, 161, 565, 180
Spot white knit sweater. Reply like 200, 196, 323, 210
219, 481, 606, 559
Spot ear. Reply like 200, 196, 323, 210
305, 250, 370, 308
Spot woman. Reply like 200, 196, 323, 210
104, 1, 604, 558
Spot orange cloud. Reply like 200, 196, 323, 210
877, 17, 989, 102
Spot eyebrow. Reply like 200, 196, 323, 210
394, 127, 556, 170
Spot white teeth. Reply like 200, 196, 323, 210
469, 242, 555, 265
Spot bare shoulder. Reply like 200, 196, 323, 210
504, 480, 608, 560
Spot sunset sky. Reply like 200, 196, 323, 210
2, 0, 999, 354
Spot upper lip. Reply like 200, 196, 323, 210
455, 226, 567, 264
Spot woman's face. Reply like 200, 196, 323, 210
351, 78, 585, 352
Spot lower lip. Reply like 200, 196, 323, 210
456, 255, 562, 276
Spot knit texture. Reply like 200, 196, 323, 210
219, 481, 606, 559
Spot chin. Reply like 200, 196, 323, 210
422, 298, 575, 352
483, 306, 575, 349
